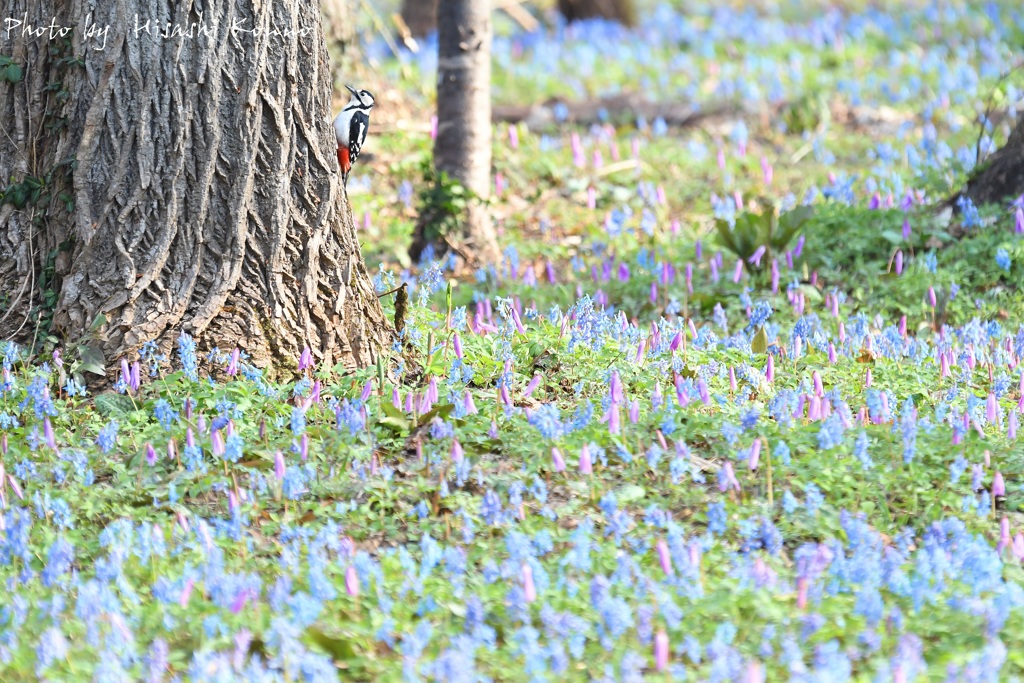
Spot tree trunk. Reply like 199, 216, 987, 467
958, 112, 1024, 207
401, 0, 439, 39
411, 0, 500, 265
558, 0, 637, 26
0, 0, 392, 377
321, 0, 358, 71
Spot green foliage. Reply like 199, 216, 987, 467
716, 203, 814, 266
416, 159, 478, 245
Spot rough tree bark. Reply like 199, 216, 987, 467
0, 0, 392, 377
410, 0, 500, 265
557, 0, 636, 26
957, 112, 1024, 207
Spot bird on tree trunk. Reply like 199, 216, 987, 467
333, 85, 375, 186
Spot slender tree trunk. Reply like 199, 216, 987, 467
0, 0, 392, 377
957, 112, 1024, 207
401, 0, 439, 38
411, 0, 499, 265
558, 0, 637, 26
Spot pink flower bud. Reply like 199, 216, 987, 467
346, 565, 359, 597
999, 516, 1011, 553
579, 445, 593, 474
656, 540, 673, 576
608, 404, 620, 435
522, 564, 536, 602
274, 450, 285, 481
451, 438, 464, 463
654, 630, 670, 672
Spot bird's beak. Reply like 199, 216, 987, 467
345, 84, 358, 96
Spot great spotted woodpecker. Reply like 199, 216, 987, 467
333, 85, 375, 186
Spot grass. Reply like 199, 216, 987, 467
3, 0, 1024, 680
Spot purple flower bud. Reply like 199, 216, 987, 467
927, 286, 936, 307
301, 433, 309, 461
993, 471, 1006, 497
629, 399, 640, 424
524, 373, 542, 399
1009, 411, 1018, 441
453, 332, 463, 360
828, 343, 837, 364
451, 438, 464, 463
211, 431, 224, 458
748, 439, 761, 471
463, 390, 478, 415
987, 393, 999, 424
610, 371, 623, 404
812, 370, 823, 397
299, 346, 312, 371
551, 447, 566, 473
146, 442, 157, 466
732, 259, 744, 283
227, 348, 240, 376
765, 355, 774, 383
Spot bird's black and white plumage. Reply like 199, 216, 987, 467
333, 85, 375, 186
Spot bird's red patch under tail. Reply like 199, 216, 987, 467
338, 145, 352, 184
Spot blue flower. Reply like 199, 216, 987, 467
996, 247, 1012, 272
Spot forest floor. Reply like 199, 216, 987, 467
3, 2, 1024, 681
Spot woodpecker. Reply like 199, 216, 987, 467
333, 85, 375, 186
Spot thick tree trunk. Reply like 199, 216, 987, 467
411, 0, 500, 265
401, 0, 439, 39
958, 112, 1024, 207
0, 0, 392, 377
558, 0, 637, 26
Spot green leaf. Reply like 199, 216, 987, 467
416, 403, 455, 427
617, 484, 646, 504
304, 627, 357, 661
94, 393, 136, 418
751, 326, 769, 354
91, 313, 108, 331
5, 63, 23, 83
78, 343, 106, 376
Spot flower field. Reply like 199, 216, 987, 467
3, 1, 1024, 680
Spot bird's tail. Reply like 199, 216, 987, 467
338, 145, 351, 186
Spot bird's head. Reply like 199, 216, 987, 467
346, 84, 375, 110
